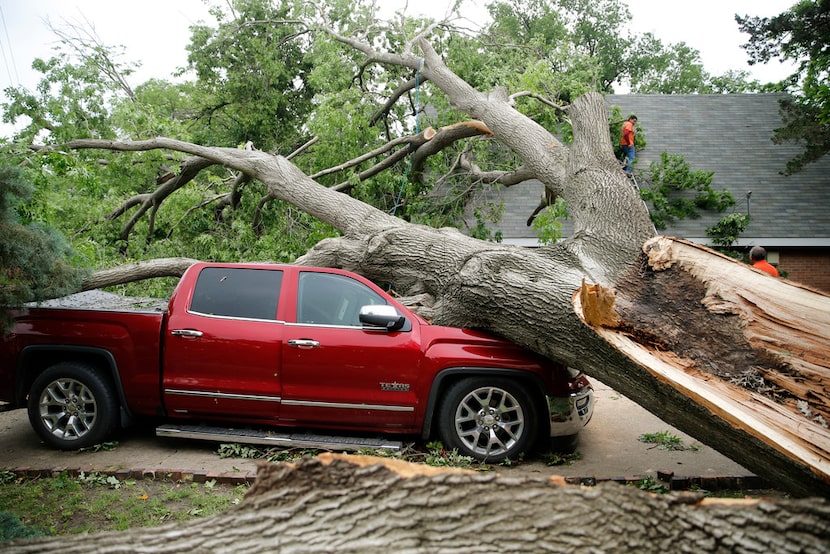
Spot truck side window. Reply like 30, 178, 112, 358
190, 267, 283, 320
297, 272, 386, 326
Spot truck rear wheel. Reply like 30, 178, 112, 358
438, 377, 538, 463
27, 362, 118, 450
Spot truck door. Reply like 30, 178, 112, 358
280, 270, 420, 429
162, 266, 284, 421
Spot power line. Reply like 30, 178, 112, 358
0, 4, 21, 87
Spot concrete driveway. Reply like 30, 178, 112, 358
0, 381, 757, 489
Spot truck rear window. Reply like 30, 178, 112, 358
189, 267, 283, 320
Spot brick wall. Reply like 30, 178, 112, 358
776, 248, 830, 293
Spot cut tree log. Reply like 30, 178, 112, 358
6, 454, 829, 553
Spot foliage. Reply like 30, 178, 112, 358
627, 37, 759, 94
468, 203, 504, 242
632, 476, 670, 494
76, 441, 119, 453
1, 53, 121, 145
638, 430, 700, 451
479, 0, 755, 96
217, 442, 322, 463
737, 1, 830, 173
423, 441, 483, 469
0, 166, 87, 332
217, 443, 267, 460
216, 440, 495, 469
531, 197, 569, 245
639, 152, 735, 230
185, 0, 318, 152
706, 212, 751, 251
541, 450, 582, 466
78, 471, 132, 490
0, 0, 760, 304
0, 511, 50, 541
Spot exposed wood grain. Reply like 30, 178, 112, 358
578, 237, 830, 494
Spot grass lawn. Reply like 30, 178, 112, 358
0, 470, 247, 540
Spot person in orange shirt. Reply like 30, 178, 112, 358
620, 115, 637, 174
750, 246, 779, 277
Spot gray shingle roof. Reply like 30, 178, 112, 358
482, 94, 830, 247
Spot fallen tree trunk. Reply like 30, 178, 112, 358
7, 455, 829, 553
48, 33, 830, 497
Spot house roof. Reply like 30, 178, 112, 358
484, 94, 830, 248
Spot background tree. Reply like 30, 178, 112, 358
185, 0, 316, 152
737, 0, 830, 173
0, 166, 86, 332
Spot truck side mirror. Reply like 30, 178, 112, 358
359, 305, 406, 331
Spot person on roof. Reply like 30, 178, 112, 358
619, 115, 637, 174
749, 246, 780, 277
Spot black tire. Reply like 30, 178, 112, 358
27, 362, 119, 450
438, 377, 538, 463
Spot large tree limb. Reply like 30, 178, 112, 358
7, 455, 829, 552
457, 155, 536, 187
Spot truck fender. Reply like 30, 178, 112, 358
420, 367, 547, 440
17, 345, 135, 427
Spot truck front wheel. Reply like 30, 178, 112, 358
438, 377, 538, 463
27, 362, 118, 450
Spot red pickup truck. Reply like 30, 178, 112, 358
0, 262, 593, 462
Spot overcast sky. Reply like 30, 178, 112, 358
0, 0, 799, 112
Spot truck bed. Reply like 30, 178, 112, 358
31, 290, 169, 312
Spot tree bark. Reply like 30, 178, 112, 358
6, 455, 829, 553
80, 257, 199, 290
56, 37, 830, 497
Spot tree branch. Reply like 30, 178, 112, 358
105, 156, 215, 244
80, 257, 198, 290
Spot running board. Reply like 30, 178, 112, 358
156, 424, 402, 452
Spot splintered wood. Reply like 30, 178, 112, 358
574, 236, 830, 491
642, 236, 830, 421
578, 278, 620, 327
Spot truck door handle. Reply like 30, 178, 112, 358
287, 339, 320, 348
171, 329, 204, 338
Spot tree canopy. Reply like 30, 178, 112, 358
0, 0, 764, 294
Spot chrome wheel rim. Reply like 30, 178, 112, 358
454, 386, 525, 458
37, 378, 97, 441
